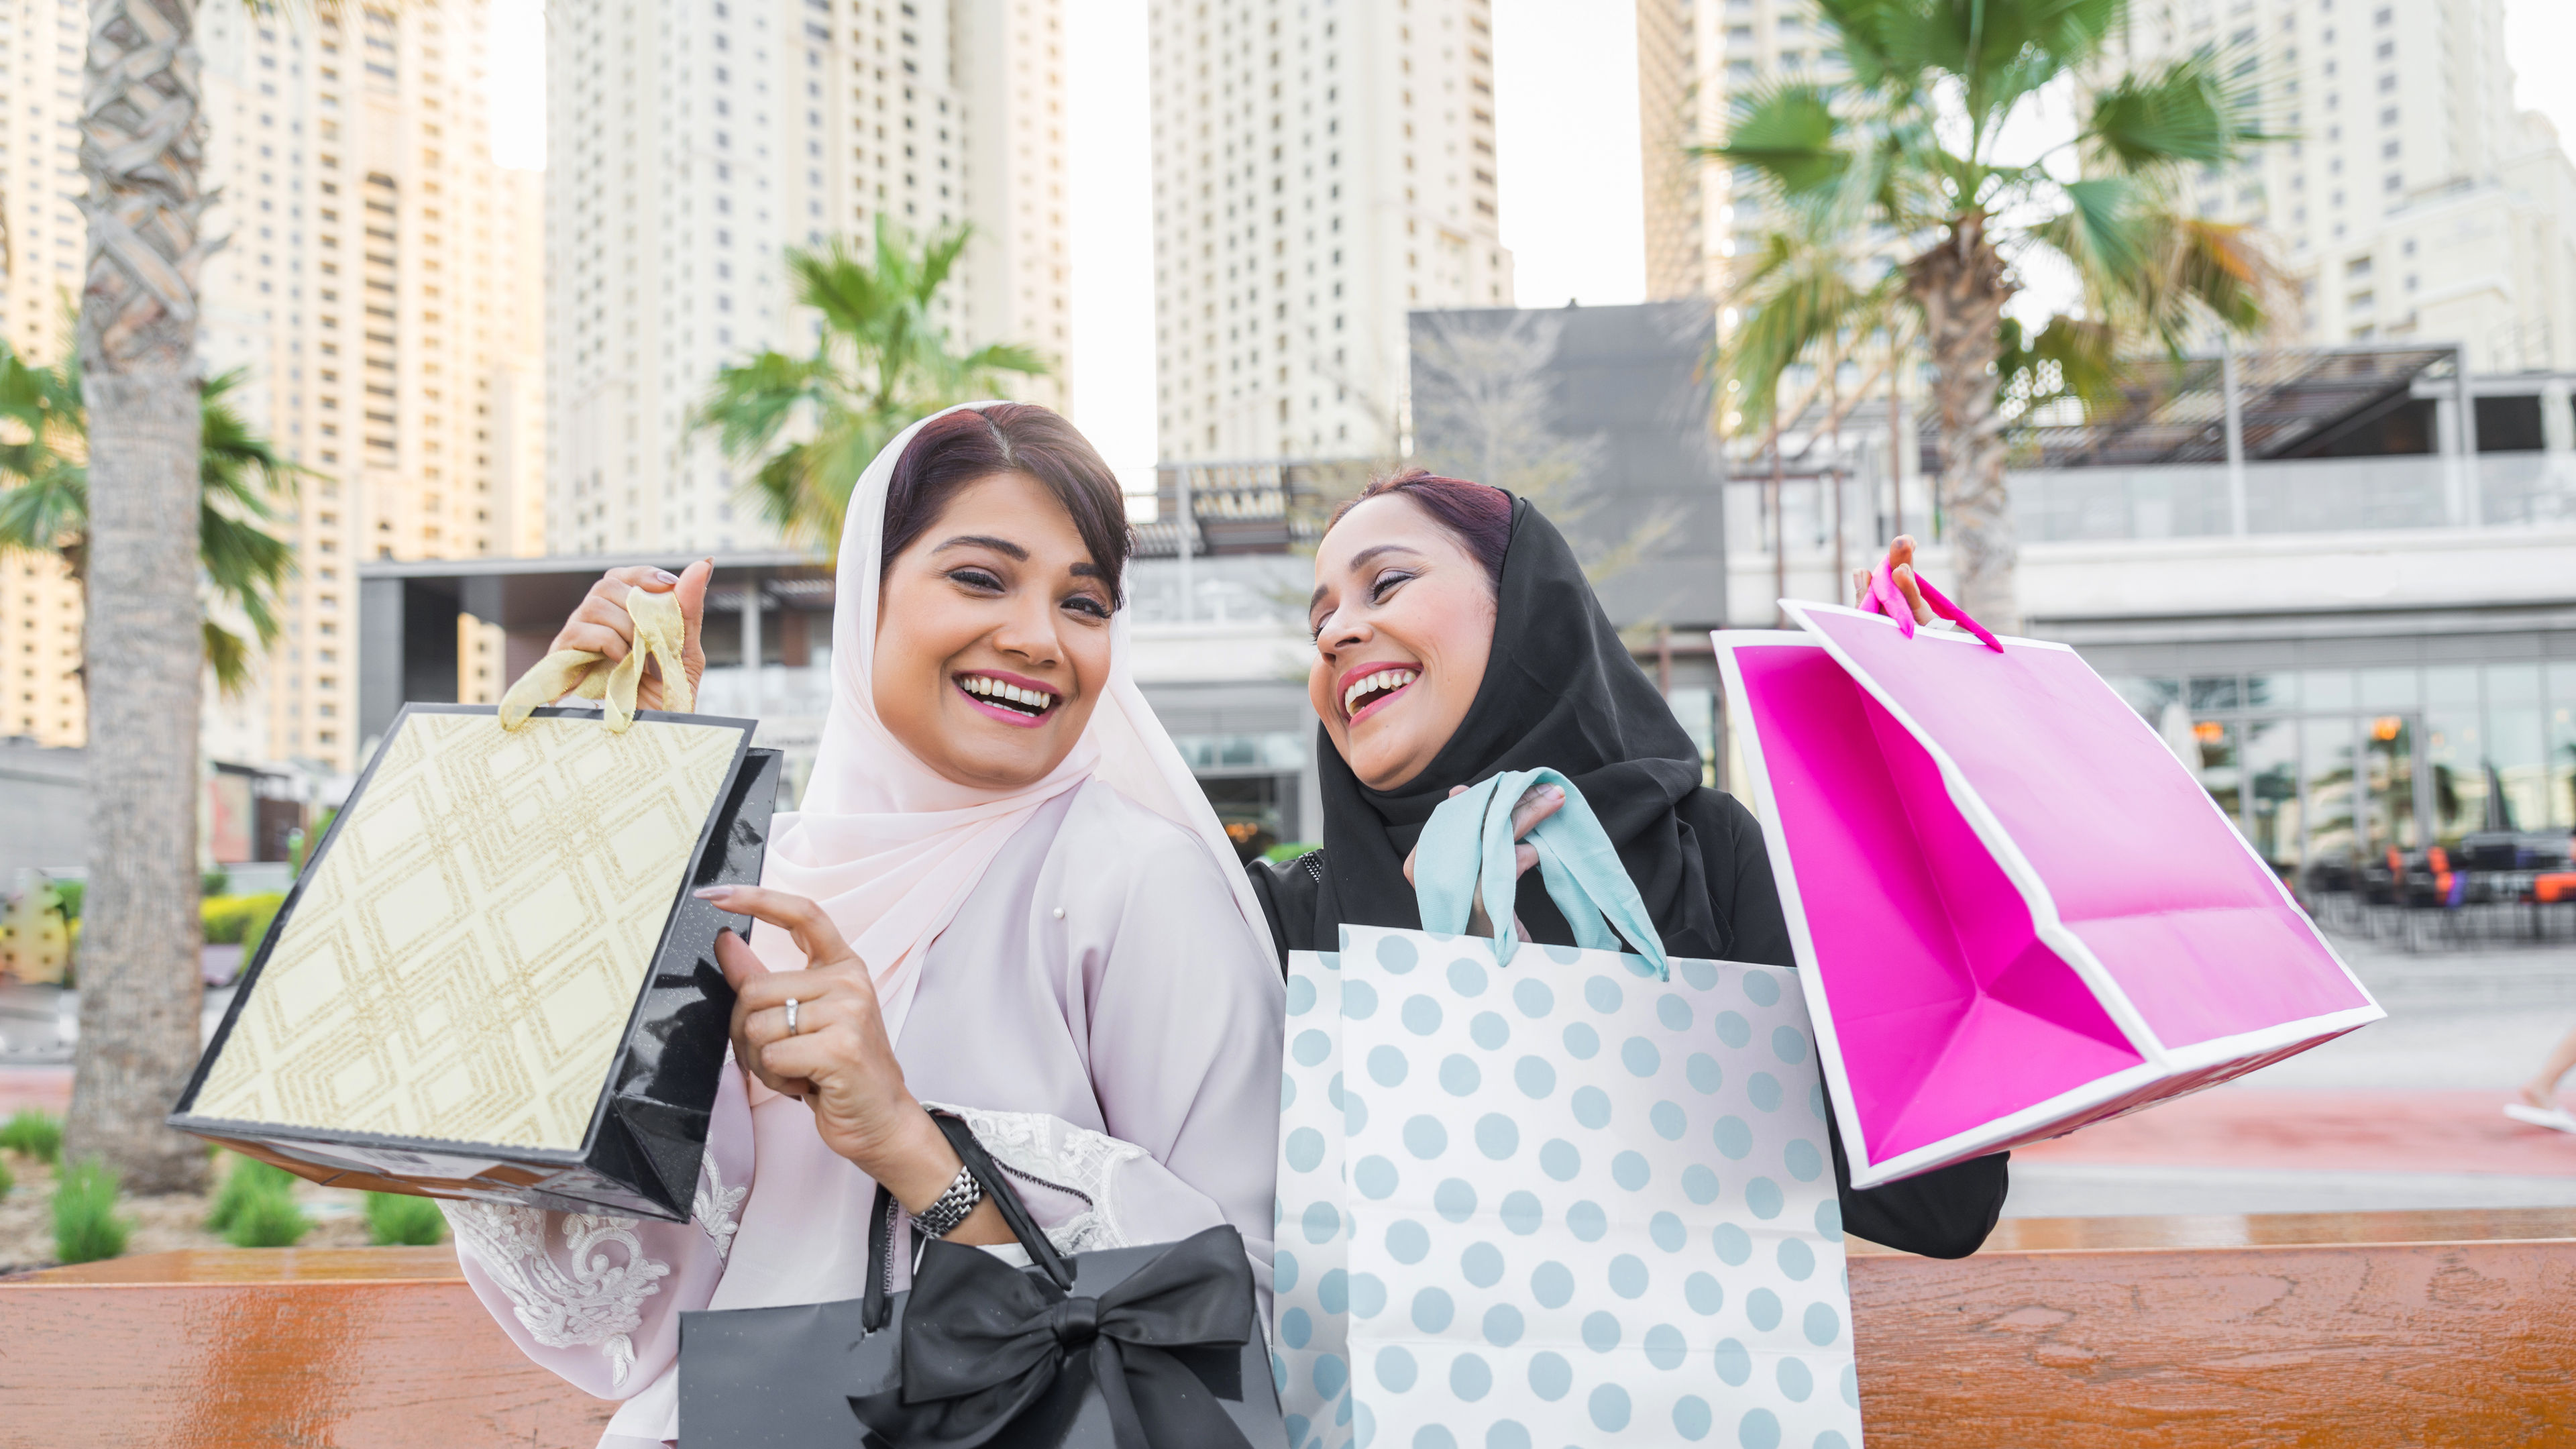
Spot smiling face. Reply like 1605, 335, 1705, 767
1307, 492, 1499, 791
872, 470, 1116, 790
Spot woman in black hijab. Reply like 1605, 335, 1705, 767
1247, 470, 2010, 1260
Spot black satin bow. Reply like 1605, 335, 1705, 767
847, 1224, 1258, 1449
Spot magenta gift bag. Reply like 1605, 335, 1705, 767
1714, 597, 2381, 1188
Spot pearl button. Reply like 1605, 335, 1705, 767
1052, 907, 1066, 920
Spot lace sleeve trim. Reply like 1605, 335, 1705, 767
442, 1201, 674, 1390
918, 1103, 1152, 1253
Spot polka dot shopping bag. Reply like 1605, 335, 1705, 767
1274, 771, 1862, 1449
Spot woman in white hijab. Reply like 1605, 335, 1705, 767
441, 402, 1285, 1446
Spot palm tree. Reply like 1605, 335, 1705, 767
1707, 0, 2287, 630
0, 343, 303, 696
696, 218, 1051, 548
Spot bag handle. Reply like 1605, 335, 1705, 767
1861, 556, 2004, 653
860, 1109, 1075, 1331
1411, 769, 1670, 979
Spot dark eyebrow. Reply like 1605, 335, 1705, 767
1069, 561, 1105, 580
932, 534, 1029, 561
1309, 543, 1426, 614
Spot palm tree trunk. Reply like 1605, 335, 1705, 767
1907, 213, 2019, 633
65, 0, 212, 1194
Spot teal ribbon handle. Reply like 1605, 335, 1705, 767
1410, 768, 1670, 978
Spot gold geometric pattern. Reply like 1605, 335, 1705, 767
193, 712, 741, 1152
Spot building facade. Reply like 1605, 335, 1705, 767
1146, 0, 1513, 464
544, 0, 1070, 559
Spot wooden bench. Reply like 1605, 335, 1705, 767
6, 1208, 2575, 1446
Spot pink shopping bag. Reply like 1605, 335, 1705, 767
1713, 585, 2381, 1188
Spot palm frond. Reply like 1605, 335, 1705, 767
1702, 83, 1851, 199
2084, 50, 2288, 174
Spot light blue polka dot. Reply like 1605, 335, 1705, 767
1377, 935, 1419, 973
1434, 1177, 1477, 1222
1686, 1052, 1723, 1094
1449, 1352, 1493, 1402
1512, 977, 1554, 1019
1746, 1287, 1783, 1332
1682, 1164, 1721, 1203
1562, 1022, 1601, 1059
1281, 1396, 1298, 1432
1746, 1177, 1784, 1220
1612, 1150, 1652, 1191
1527, 1351, 1572, 1402
1405, 1116, 1449, 1159
1287, 975, 1317, 1015
1678, 956, 1719, 988
1713, 1116, 1753, 1160
1784, 1137, 1824, 1183
1375, 1346, 1417, 1393
1440, 1054, 1481, 1095
1286, 1127, 1326, 1173
1344, 1089, 1368, 1134
1544, 943, 1583, 965
1486, 1421, 1532, 1449
1571, 1086, 1611, 1130
1293, 1030, 1332, 1067
1329, 1071, 1346, 1110
1588, 1383, 1631, 1432
1644, 1322, 1687, 1370
1805, 1300, 1841, 1346
1273, 1199, 1283, 1228
1715, 1010, 1752, 1049
1585, 975, 1623, 1013
1580, 1310, 1621, 1352
1818, 1435, 1851, 1449
1713, 1337, 1752, 1387
1280, 1074, 1297, 1112
1355, 1155, 1398, 1200
1500, 1190, 1544, 1235
1749, 1072, 1783, 1112
1275, 1250, 1299, 1294
1281, 1306, 1312, 1348
1513, 1055, 1556, 1099
1303, 1201, 1341, 1243
1386, 1220, 1430, 1264
1483, 1303, 1525, 1346
1777, 1356, 1813, 1402
1741, 970, 1781, 1006
1810, 1081, 1830, 1120
1366, 1046, 1409, 1087
1649, 1099, 1688, 1141
1531, 1260, 1574, 1308
1350, 1273, 1387, 1319
1772, 1024, 1809, 1065
1462, 1240, 1505, 1287
1674, 1394, 1713, 1441
1539, 1138, 1581, 1181
1447, 957, 1489, 997
1622, 1036, 1662, 1078
1402, 996, 1444, 1036
1411, 1287, 1454, 1333
1840, 1362, 1860, 1407
1777, 1238, 1815, 1281
1469, 1012, 1509, 1050
1567, 1199, 1608, 1242
1713, 1222, 1752, 1265
1737, 1405, 1780, 1449
1476, 1114, 1519, 1160
1607, 1254, 1648, 1299
1344, 980, 1379, 1020
1656, 994, 1693, 1032
1684, 1271, 1723, 1315
1354, 1403, 1375, 1447
1319, 1268, 1348, 1314
1815, 1197, 1843, 1242
1414, 1428, 1457, 1449
1650, 1211, 1686, 1252
1314, 1352, 1350, 1397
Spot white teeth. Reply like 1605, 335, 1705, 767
961, 676, 1054, 712
1344, 668, 1418, 716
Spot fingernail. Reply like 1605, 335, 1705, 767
653, 569, 682, 586
1543, 785, 1564, 800
694, 885, 735, 902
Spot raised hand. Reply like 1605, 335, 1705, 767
1402, 780, 1566, 936
549, 559, 712, 712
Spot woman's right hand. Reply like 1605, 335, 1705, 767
551, 560, 712, 710
1402, 781, 1566, 934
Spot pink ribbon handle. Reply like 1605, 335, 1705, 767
1862, 557, 2006, 653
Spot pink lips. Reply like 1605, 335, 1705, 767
953, 669, 1061, 730
1338, 660, 1419, 727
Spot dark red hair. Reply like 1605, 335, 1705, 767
881, 404, 1132, 604
1325, 468, 1512, 587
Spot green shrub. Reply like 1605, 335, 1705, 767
241, 896, 285, 957
207, 1152, 304, 1232
0, 1109, 62, 1163
0, 1152, 13, 1197
223, 1186, 313, 1248
52, 879, 81, 922
201, 894, 287, 947
202, 868, 231, 898
365, 1191, 450, 1246
52, 1159, 128, 1265
1261, 840, 1322, 863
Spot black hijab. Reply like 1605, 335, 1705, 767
1299, 495, 1778, 962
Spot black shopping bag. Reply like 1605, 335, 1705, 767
170, 703, 782, 1221
678, 1113, 1287, 1448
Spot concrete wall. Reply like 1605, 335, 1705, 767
0, 742, 86, 879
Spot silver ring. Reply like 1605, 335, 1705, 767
784, 997, 800, 1036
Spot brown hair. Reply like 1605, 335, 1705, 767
1325, 468, 1513, 587
881, 404, 1133, 604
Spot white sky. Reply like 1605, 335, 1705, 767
488, 0, 2576, 482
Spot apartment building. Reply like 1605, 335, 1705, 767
546, 0, 1070, 557
1146, 0, 1513, 464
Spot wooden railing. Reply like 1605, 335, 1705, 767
6, 1209, 2575, 1446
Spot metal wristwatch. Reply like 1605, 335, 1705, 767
910, 1163, 985, 1240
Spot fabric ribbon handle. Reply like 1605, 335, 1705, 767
1861, 556, 2005, 653
1413, 768, 1670, 979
